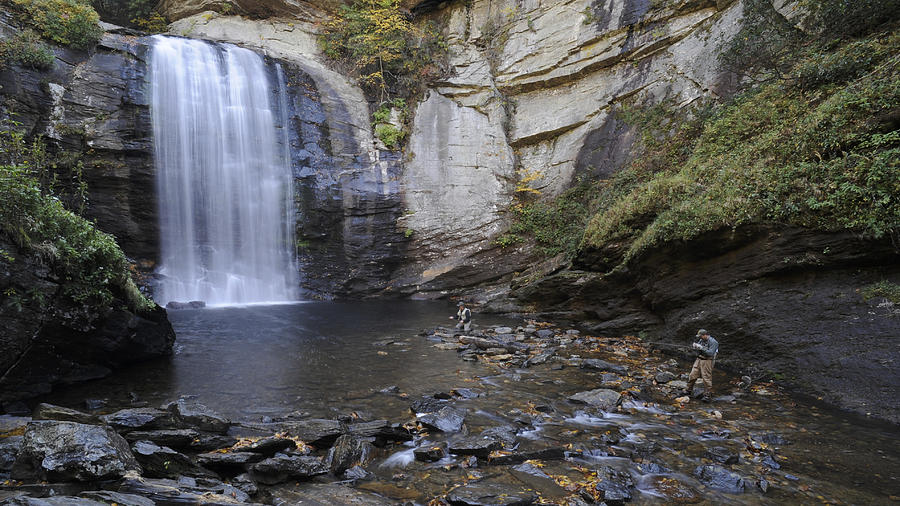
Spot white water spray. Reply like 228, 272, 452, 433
150, 36, 298, 306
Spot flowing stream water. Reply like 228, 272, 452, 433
150, 36, 298, 306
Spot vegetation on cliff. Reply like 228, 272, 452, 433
0, 123, 153, 314
507, 6, 900, 265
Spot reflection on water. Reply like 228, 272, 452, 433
37, 302, 900, 504
42, 301, 517, 420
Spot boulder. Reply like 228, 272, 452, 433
414, 442, 447, 462
418, 406, 467, 433
0, 435, 23, 474
655, 371, 676, 383
704, 446, 740, 465
694, 464, 747, 493
166, 400, 230, 434
567, 389, 622, 411
326, 435, 374, 474
593, 466, 635, 506
12, 421, 139, 481
131, 440, 208, 478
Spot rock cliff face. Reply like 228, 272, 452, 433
0, 18, 158, 264
163, 0, 742, 295
0, 238, 175, 408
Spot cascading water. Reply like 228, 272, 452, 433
149, 35, 299, 306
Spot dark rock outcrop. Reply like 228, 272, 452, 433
515, 226, 900, 422
0, 239, 175, 409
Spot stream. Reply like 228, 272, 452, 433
33, 301, 900, 504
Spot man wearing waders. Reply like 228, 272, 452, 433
684, 329, 718, 402
452, 301, 472, 333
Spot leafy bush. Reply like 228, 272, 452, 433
320, 0, 446, 100
0, 29, 55, 69
131, 11, 169, 33
10, 0, 103, 49
0, 122, 152, 311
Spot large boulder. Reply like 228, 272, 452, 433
11, 421, 140, 481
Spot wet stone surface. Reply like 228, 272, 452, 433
4, 306, 899, 504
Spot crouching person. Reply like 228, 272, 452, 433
451, 301, 472, 333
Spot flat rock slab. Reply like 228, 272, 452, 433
694, 464, 747, 494
122, 429, 200, 449
509, 462, 568, 499
12, 421, 139, 482
32, 404, 101, 425
418, 406, 467, 433
100, 408, 175, 432
414, 442, 447, 462
249, 454, 328, 485
269, 483, 395, 505
196, 451, 264, 472
118, 475, 248, 504
1, 497, 108, 505
280, 419, 344, 447
580, 359, 628, 374
79, 491, 155, 506
447, 481, 537, 505
567, 389, 622, 411
167, 400, 230, 434
448, 436, 502, 458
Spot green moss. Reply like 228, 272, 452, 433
860, 280, 900, 303
582, 28, 900, 263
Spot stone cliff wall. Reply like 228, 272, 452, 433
163, 0, 743, 296
0, 19, 158, 264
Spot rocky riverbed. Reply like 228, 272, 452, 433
1, 319, 898, 505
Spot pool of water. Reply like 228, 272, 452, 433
41, 301, 519, 420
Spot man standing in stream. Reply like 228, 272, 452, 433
684, 329, 718, 402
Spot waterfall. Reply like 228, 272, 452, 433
149, 36, 298, 306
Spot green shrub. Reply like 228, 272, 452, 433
800, 0, 900, 39
0, 122, 153, 312
10, 0, 104, 49
0, 29, 55, 69
374, 123, 405, 149
131, 11, 169, 33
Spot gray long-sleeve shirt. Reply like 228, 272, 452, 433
697, 336, 719, 359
